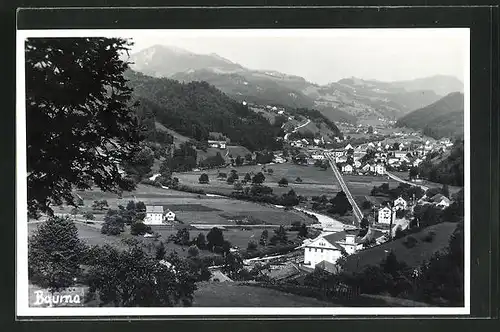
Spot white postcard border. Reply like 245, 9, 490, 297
16, 28, 471, 317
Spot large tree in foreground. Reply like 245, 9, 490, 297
28, 216, 86, 291
26, 38, 142, 217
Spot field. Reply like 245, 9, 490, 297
343, 222, 458, 274
342, 174, 401, 196
71, 184, 311, 226
174, 162, 341, 197
192, 282, 339, 307
29, 217, 303, 260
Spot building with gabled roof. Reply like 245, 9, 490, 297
301, 231, 362, 268
430, 194, 452, 209
145, 205, 164, 225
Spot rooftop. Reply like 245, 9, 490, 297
146, 205, 164, 213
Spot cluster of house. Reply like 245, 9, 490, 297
264, 104, 286, 115
376, 192, 452, 225
300, 191, 454, 271
326, 137, 454, 175
143, 205, 177, 225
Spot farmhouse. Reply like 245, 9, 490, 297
207, 140, 227, 149
375, 163, 386, 175
331, 149, 345, 158
302, 231, 361, 268
393, 197, 407, 210
273, 155, 286, 164
430, 194, 452, 209
165, 209, 176, 222
144, 205, 165, 225
377, 206, 395, 225
344, 143, 354, 151
311, 153, 325, 160
340, 163, 353, 174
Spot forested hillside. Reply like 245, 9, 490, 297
418, 140, 464, 186
396, 92, 464, 139
172, 69, 316, 109
125, 70, 284, 151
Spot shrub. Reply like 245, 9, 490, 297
188, 245, 200, 257
198, 173, 209, 184
403, 235, 418, 248
247, 241, 258, 252
421, 231, 436, 243
130, 222, 152, 236
83, 211, 95, 220
278, 177, 288, 187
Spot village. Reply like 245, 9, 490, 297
123, 103, 458, 285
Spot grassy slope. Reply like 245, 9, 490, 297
343, 222, 458, 274
192, 282, 339, 307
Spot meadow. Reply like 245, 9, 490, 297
342, 222, 457, 274
192, 282, 339, 307
174, 162, 341, 197
341, 174, 401, 196
70, 184, 311, 226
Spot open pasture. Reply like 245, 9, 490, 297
342, 174, 401, 196
175, 162, 340, 197
192, 282, 339, 307
71, 184, 311, 227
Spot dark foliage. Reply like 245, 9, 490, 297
126, 70, 283, 152
26, 38, 141, 216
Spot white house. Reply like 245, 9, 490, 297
341, 163, 353, 174
331, 149, 345, 157
344, 143, 354, 151
377, 206, 395, 224
311, 153, 325, 160
336, 233, 360, 255
375, 163, 386, 175
165, 209, 176, 222
394, 150, 407, 159
302, 232, 359, 268
336, 156, 348, 163
207, 140, 227, 149
273, 156, 286, 164
145, 205, 165, 225
431, 194, 452, 209
393, 197, 407, 211
354, 160, 362, 168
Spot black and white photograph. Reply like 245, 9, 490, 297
16, 28, 470, 316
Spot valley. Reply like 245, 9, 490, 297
25, 37, 466, 310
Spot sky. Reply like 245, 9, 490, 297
124, 29, 468, 85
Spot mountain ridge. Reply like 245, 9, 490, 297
129, 45, 464, 123
395, 92, 464, 139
